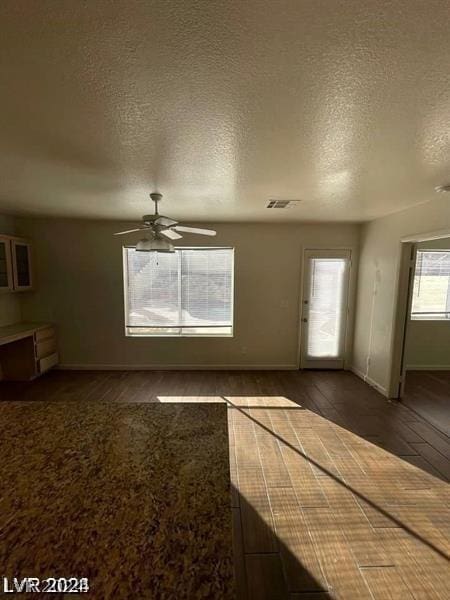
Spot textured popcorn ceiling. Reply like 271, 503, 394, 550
1, 0, 450, 223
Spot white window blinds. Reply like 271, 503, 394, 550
124, 248, 234, 336
411, 250, 450, 320
306, 258, 347, 358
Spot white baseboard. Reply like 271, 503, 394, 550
57, 363, 299, 371
349, 365, 366, 380
406, 365, 450, 371
350, 365, 389, 397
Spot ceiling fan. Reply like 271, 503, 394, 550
113, 192, 216, 252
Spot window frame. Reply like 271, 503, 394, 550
122, 246, 235, 338
410, 248, 450, 321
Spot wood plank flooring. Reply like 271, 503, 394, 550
1, 369, 449, 599
403, 371, 450, 437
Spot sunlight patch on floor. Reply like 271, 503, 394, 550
228, 394, 450, 597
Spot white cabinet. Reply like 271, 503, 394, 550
0, 235, 34, 292
0, 235, 13, 292
11, 239, 33, 291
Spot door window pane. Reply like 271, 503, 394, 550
307, 258, 346, 358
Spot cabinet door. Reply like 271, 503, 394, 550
0, 236, 13, 291
12, 240, 33, 291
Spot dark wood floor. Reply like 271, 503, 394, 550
404, 370, 450, 437
1, 369, 449, 599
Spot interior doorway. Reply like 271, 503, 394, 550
391, 232, 450, 435
300, 249, 351, 369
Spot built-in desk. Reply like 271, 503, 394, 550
0, 322, 58, 381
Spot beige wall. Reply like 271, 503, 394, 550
352, 197, 450, 394
0, 214, 21, 327
18, 218, 359, 368
405, 237, 450, 369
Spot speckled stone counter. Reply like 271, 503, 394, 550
0, 402, 233, 599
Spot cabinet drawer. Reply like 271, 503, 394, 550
35, 337, 57, 359
35, 327, 56, 343
38, 352, 58, 374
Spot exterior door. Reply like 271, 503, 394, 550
301, 250, 351, 369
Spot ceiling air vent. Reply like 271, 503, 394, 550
266, 199, 302, 209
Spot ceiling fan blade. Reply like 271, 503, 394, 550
154, 216, 178, 227
113, 228, 146, 236
160, 229, 183, 240
174, 226, 217, 236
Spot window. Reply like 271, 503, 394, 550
411, 250, 450, 320
123, 247, 234, 336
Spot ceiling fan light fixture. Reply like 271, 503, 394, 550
135, 237, 153, 251
135, 237, 175, 253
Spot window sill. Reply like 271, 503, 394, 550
125, 333, 234, 338
125, 325, 234, 337
410, 317, 450, 322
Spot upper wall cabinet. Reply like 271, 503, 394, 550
11, 239, 33, 291
0, 235, 13, 292
0, 235, 34, 292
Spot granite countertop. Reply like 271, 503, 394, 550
0, 402, 233, 599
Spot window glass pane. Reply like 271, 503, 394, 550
411, 251, 450, 319
125, 248, 234, 336
307, 258, 346, 358
126, 252, 179, 327
181, 249, 233, 327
